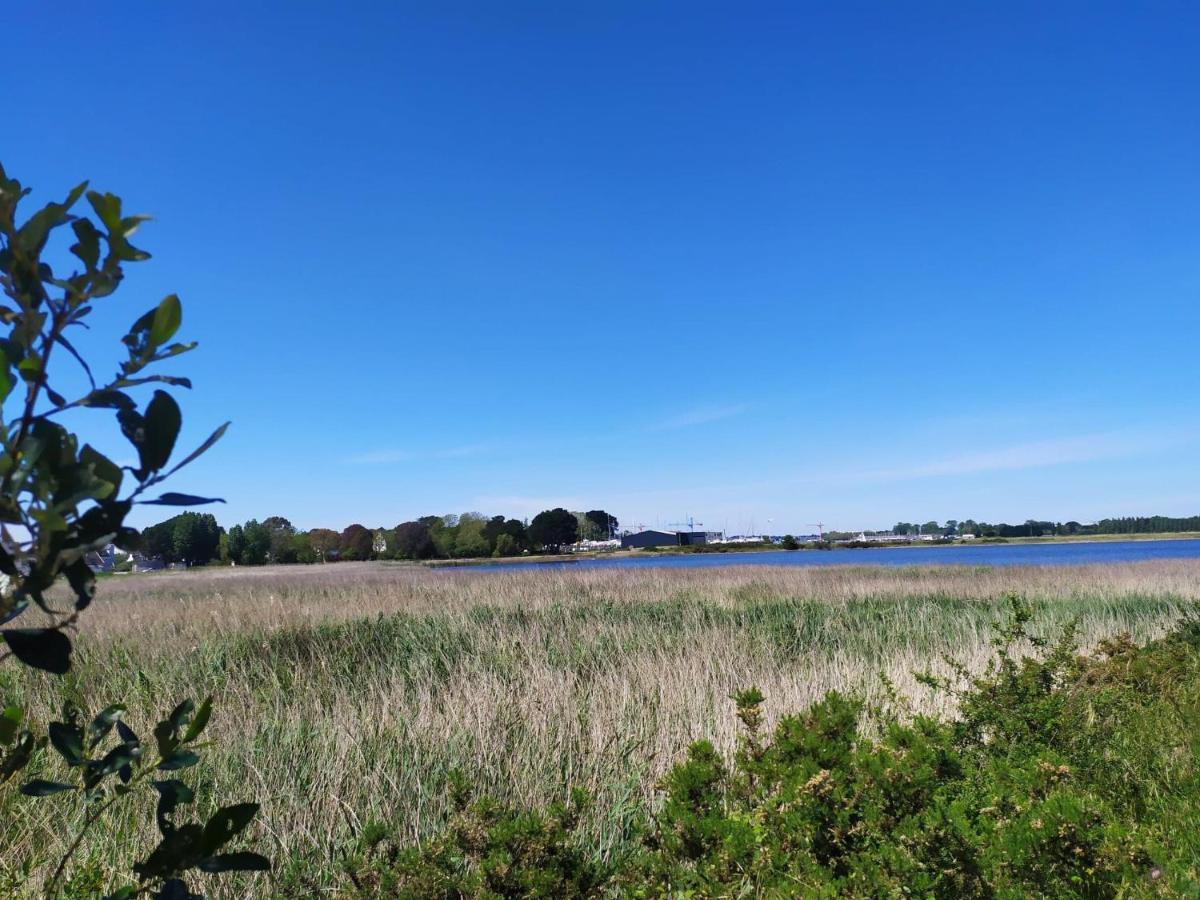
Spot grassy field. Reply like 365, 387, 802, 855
2, 559, 1197, 896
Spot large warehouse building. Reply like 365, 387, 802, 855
620, 529, 708, 549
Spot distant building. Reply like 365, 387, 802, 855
85, 543, 118, 572
130, 552, 165, 573
621, 530, 708, 549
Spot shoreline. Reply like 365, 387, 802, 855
419, 532, 1200, 568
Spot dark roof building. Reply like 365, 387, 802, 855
621, 529, 708, 549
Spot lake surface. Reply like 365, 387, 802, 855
463, 539, 1200, 573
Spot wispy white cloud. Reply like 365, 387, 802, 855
650, 403, 749, 431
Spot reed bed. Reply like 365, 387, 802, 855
2, 559, 1196, 896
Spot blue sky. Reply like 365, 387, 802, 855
7, 2, 1200, 534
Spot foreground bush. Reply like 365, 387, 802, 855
348, 598, 1199, 897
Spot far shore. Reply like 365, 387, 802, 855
417, 531, 1200, 568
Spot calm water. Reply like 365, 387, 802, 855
463, 539, 1200, 573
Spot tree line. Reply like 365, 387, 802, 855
140, 508, 621, 566
887, 516, 1200, 538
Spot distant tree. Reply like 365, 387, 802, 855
944, 519, 959, 535
141, 518, 177, 561
415, 515, 455, 557
585, 510, 618, 539
454, 531, 490, 558
292, 531, 316, 563
893, 522, 914, 535
501, 518, 530, 551
920, 521, 940, 536
574, 511, 594, 540
483, 515, 508, 551
780, 534, 799, 550
394, 521, 437, 559
373, 528, 391, 556
493, 533, 520, 557
308, 527, 341, 562
340, 523, 374, 560
226, 524, 246, 564
170, 512, 221, 565
452, 513, 490, 558
239, 519, 271, 565
530, 508, 579, 551
263, 516, 297, 563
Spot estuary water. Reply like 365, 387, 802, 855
464, 538, 1200, 573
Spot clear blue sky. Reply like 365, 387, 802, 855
7, 2, 1200, 534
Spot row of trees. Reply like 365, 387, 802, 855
141, 508, 621, 566
891, 516, 1200, 538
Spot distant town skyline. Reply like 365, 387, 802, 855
7, 3, 1199, 533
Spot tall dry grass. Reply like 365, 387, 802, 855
2, 559, 1196, 895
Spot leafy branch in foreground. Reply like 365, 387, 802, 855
0, 163, 267, 896
21, 697, 266, 899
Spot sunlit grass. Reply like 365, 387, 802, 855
2, 560, 1195, 896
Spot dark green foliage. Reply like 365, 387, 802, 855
0, 163, 227, 654
780, 534, 799, 550
0, 164, 266, 895
143, 512, 222, 565
363, 600, 1200, 897
393, 521, 437, 560
529, 508, 578, 551
344, 777, 605, 898
583, 510, 617, 540
340, 523, 375, 560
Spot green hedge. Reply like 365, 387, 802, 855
343, 598, 1199, 897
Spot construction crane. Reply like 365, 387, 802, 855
666, 516, 705, 546
667, 516, 704, 534
806, 522, 826, 540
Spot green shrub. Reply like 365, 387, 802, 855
343, 776, 605, 898
355, 597, 1198, 897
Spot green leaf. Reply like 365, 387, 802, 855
0, 348, 11, 405
116, 720, 140, 745
139, 390, 182, 475
96, 742, 142, 778
201, 803, 260, 856
150, 295, 182, 347
0, 733, 35, 784
70, 218, 101, 271
48, 721, 84, 766
86, 190, 123, 232
20, 779, 75, 797
104, 887, 139, 900
142, 493, 226, 507
80, 444, 123, 496
168, 698, 194, 732
83, 389, 135, 410
156, 879, 193, 900
64, 557, 97, 612
1, 628, 71, 674
0, 706, 22, 745
157, 749, 200, 771
87, 704, 127, 749
182, 697, 212, 743
197, 852, 271, 873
